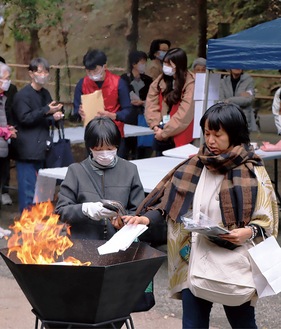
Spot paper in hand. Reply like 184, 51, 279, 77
81, 90, 104, 126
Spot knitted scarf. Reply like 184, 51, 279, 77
137, 143, 263, 228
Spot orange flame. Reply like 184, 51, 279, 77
7, 201, 91, 266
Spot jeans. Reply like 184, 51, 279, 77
16, 160, 44, 213
182, 289, 257, 329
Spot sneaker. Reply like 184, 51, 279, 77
1, 193, 12, 205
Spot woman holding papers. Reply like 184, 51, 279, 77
145, 48, 195, 155
123, 103, 278, 329
55, 117, 145, 240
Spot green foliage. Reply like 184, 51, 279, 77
3, 0, 64, 41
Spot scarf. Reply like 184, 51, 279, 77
137, 143, 263, 228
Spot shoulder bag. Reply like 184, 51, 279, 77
188, 234, 256, 306
45, 120, 74, 168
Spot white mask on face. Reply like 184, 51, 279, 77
137, 63, 146, 74
88, 67, 104, 81
163, 64, 175, 76
92, 149, 117, 166
0, 79, 11, 91
34, 75, 49, 85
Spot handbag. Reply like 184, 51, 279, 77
45, 120, 74, 168
188, 234, 256, 306
248, 235, 281, 298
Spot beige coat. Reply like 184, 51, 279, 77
167, 165, 279, 300
145, 72, 195, 140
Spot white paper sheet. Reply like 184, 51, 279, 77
97, 224, 148, 255
194, 73, 221, 101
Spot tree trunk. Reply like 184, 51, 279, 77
14, 29, 40, 81
197, 0, 207, 58
125, 0, 139, 69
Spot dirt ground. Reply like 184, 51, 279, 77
1, 129, 281, 329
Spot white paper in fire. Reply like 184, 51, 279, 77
97, 224, 148, 255
181, 211, 230, 237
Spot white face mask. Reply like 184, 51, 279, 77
0, 79, 11, 91
163, 64, 175, 76
92, 149, 117, 166
137, 63, 146, 74
88, 67, 104, 81
34, 75, 49, 85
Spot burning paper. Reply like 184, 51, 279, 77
7, 201, 91, 266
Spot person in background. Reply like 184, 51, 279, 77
55, 116, 145, 240
0, 57, 17, 205
271, 86, 281, 135
123, 102, 278, 329
121, 50, 153, 159
0, 62, 17, 212
74, 49, 133, 159
219, 69, 255, 131
145, 39, 171, 80
191, 57, 206, 74
145, 48, 195, 156
11, 57, 63, 213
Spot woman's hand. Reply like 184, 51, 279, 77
8, 126, 17, 138
219, 227, 252, 245
122, 215, 150, 226
154, 127, 164, 141
110, 216, 124, 230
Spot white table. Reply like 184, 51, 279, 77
163, 144, 199, 159
130, 157, 184, 193
54, 124, 153, 144
34, 156, 184, 202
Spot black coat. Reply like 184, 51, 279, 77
11, 84, 53, 161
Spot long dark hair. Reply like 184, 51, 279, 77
158, 48, 187, 108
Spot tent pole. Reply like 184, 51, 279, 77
200, 69, 210, 144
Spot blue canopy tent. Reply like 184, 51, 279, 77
199, 19, 281, 140
206, 18, 281, 70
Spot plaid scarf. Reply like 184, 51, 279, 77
137, 143, 263, 228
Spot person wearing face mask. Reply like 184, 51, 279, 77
0, 62, 17, 215
145, 39, 171, 80
11, 57, 63, 213
145, 48, 195, 156
55, 116, 145, 240
0, 58, 18, 206
73, 49, 133, 159
121, 50, 153, 159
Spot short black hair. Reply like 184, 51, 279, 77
128, 50, 147, 71
83, 49, 107, 70
200, 102, 250, 146
148, 39, 171, 60
0, 56, 6, 63
84, 117, 121, 151
28, 57, 50, 72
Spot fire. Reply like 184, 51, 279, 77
7, 201, 91, 266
